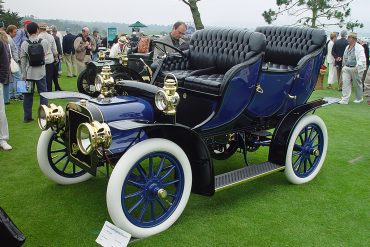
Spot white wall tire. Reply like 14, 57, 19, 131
285, 115, 328, 184
37, 129, 93, 185
107, 138, 192, 238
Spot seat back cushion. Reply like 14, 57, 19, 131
189, 28, 266, 73
255, 26, 326, 66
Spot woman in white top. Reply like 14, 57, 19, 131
326, 32, 337, 89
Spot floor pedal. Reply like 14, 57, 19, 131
215, 162, 284, 191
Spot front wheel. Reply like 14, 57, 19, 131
285, 115, 328, 184
37, 129, 93, 184
107, 138, 192, 238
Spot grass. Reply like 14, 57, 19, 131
0, 66, 369, 247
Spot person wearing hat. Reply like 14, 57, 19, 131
50, 25, 63, 89
14, 20, 31, 51
109, 35, 129, 58
38, 22, 60, 91
338, 32, 366, 104
332, 30, 349, 90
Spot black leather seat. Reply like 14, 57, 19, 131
157, 28, 266, 95
255, 26, 326, 71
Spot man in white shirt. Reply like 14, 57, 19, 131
38, 22, 58, 92
338, 32, 366, 104
109, 36, 128, 58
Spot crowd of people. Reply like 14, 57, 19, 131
326, 30, 370, 105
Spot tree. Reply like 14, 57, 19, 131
262, 0, 362, 29
0, 9, 22, 27
181, 0, 204, 30
346, 20, 364, 32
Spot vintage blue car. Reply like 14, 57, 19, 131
36, 26, 337, 238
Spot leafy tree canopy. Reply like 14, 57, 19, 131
262, 0, 362, 30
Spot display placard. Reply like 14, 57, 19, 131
107, 27, 117, 42
96, 221, 131, 247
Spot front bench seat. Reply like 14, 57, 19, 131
157, 28, 266, 95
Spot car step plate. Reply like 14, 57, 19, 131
215, 162, 284, 191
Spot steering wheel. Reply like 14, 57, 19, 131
152, 40, 186, 58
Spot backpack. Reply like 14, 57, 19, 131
26, 39, 45, 66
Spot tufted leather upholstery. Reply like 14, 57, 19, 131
184, 74, 225, 95
261, 62, 295, 71
157, 28, 265, 95
189, 28, 265, 73
256, 26, 326, 67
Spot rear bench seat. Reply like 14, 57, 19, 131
156, 28, 266, 95
255, 26, 326, 72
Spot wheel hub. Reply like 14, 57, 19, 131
147, 183, 167, 200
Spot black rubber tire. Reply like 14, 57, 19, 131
77, 69, 100, 97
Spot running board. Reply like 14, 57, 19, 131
215, 162, 284, 192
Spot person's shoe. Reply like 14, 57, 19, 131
338, 99, 348, 105
24, 118, 34, 123
327, 85, 333, 89
0, 141, 12, 151
353, 98, 363, 103
4, 102, 10, 105
73, 75, 77, 77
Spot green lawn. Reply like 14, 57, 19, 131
0, 67, 369, 246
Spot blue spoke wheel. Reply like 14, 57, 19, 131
285, 115, 328, 184
37, 129, 93, 184
107, 138, 192, 238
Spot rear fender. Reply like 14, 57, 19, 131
269, 97, 339, 165
109, 120, 215, 196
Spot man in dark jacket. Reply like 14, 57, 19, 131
0, 38, 12, 150
332, 30, 349, 90
51, 26, 62, 90
62, 28, 77, 77
359, 38, 369, 88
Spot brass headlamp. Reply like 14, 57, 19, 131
96, 64, 115, 98
155, 74, 180, 115
98, 50, 106, 61
76, 121, 112, 155
38, 103, 65, 130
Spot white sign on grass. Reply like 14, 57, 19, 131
96, 221, 131, 247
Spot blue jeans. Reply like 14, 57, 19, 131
3, 83, 9, 104
23, 76, 48, 121
9, 70, 22, 98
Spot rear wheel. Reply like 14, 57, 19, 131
285, 115, 328, 184
107, 138, 192, 238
